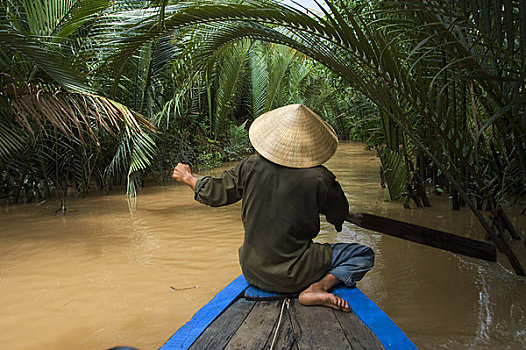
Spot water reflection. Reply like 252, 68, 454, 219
0, 142, 524, 350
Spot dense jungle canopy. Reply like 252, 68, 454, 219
1, 0, 525, 269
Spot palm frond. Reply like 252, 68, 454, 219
5, 79, 154, 142
0, 114, 24, 160
0, 29, 92, 92
213, 39, 250, 137
104, 128, 155, 196
266, 44, 294, 110
249, 42, 268, 119
378, 147, 408, 201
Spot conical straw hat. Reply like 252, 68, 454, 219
249, 104, 338, 168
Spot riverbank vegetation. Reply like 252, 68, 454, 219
1, 0, 525, 270
0, 0, 359, 202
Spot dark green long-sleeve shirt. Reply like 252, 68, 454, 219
194, 155, 349, 293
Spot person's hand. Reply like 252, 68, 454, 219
172, 163, 198, 189
172, 163, 191, 182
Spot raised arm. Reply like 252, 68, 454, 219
173, 160, 245, 207
172, 163, 198, 189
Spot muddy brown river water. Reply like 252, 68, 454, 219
1, 142, 525, 350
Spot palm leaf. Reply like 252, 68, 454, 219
0, 29, 91, 92
6, 80, 154, 141
0, 116, 24, 160
249, 42, 268, 119
213, 39, 250, 137
378, 147, 408, 201
52, 0, 111, 42
265, 43, 294, 110
104, 129, 156, 197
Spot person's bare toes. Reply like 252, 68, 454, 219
335, 295, 350, 312
299, 290, 350, 312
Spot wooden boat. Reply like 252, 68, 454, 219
159, 275, 417, 349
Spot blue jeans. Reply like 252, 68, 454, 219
327, 243, 374, 287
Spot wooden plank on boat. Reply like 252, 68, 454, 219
263, 301, 298, 350
189, 299, 255, 349
224, 300, 285, 349
194, 297, 390, 349
288, 300, 356, 349
334, 308, 385, 350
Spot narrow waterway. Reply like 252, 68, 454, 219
1, 142, 525, 350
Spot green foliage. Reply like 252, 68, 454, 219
0, 0, 156, 203
223, 121, 252, 162
197, 150, 223, 170
378, 147, 408, 201
1, 0, 524, 234
108, 0, 524, 242
213, 40, 251, 138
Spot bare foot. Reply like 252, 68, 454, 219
299, 288, 351, 312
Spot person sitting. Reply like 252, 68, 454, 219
172, 104, 374, 311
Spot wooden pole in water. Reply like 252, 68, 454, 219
346, 212, 498, 262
